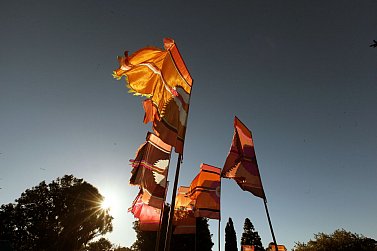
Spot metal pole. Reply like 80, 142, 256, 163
218, 218, 221, 251
155, 181, 169, 251
219, 177, 222, 251
195, 217, 197, 251
155, 149, 172, 251
164, 51, 193, 251
263, 199, 278, 251
155, 202, 164, 251
164, 154, 183, 251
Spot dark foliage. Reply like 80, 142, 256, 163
195, 217, 214, 251
131, 220, 159, 251
83, 238, 113, 251
114, 247, 132, 251
0, 175, 113, 251
293, 229, 377, 251
225, 217, 238, 251
240, 218, 263, 251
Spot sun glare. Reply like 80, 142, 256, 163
100, 192, 120, 216
101, 197, 112, 210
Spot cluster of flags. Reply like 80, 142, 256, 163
172, 164, 221, 234
114, 38, 268, 246
114, 38, 193, 231
187, 164, 221, 220
170, 116, 265, 234
130, 132, 172, 210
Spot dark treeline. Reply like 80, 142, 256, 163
1, 176, 376, 251
0, 175, 113, 251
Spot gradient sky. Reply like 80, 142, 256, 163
1, 1, 377, 250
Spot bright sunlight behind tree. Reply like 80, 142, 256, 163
0, 175, 113, 250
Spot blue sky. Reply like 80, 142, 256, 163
1, 1, 377, 250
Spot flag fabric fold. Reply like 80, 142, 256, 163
187, 164, 221, 219
173, 186, 196, 234
129, 192, 162, 231
175, 186, 194, 210
114, 38, 193, 154
221, 116, 265, 199
130, 132, 171, 209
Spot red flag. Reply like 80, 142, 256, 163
130, 132, 171, 209
221, 116, 265, 199
114, 38, 193, 154
175, 186, 194, 210
129, 192, 161, 231
187, 164, 221, 219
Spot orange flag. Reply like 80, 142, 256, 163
173, 186, 196, 234
242, 245, 255, 251
187, 164, 221, 219
114, 38, 193, 154
221, 116, 265, 199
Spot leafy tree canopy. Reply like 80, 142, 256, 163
82, 238, 132, 251
293, 229, 377, 251
83, 238, 113, 251
114, 247, 132, 251
0, 175, 113, 251
240, 218, 263, 251
195, 217, 214, 251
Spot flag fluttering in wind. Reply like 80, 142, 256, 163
130, 192, 162, 231
187, 164, 221, 219
113, 38, 193, 154
221, 116, 265, 199
130, 132, 171, 209
173, 186, 196, 234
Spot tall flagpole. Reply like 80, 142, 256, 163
155, 150, 173, 251
218, 177, 222, 251
155, 180, 169, 251
164, 48, 193, 251
263, 199, 278, 251
195, 217, 197, 251
250, 122, 278, 251
164, 153, 183, 251
218, 219, 221, 251
155, 194, 164, 251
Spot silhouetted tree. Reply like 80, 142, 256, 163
195, 217, 214, 251
84, 238, 113, 251
0, 240, 12, 251
293, 229, 377, 251
114, 247, 132, 251
131, 220, 159, 251
0, 175, 113, 251
240, 218, 263, 251
170, 217, 214, 251
225, 217, 238, 251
